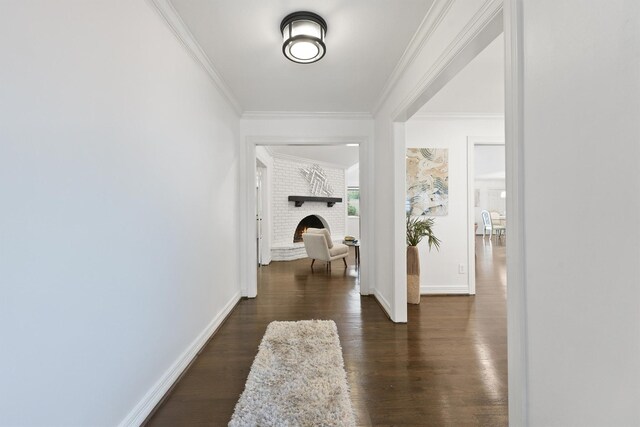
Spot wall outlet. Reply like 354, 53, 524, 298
458, 264, 465, 274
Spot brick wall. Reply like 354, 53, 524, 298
271, 157, 346, 247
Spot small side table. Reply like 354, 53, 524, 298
343, 240, 360, 268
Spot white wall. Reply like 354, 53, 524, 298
405, 117, 504, 293
519, 0, 640, 425
372, 0, 502, 321
0, 1, 241, 425
255, 147, 273, 265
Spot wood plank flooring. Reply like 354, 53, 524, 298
147, 237, 507, 426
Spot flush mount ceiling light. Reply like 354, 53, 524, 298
280, 11, 327, 64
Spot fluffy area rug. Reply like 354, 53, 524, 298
229, 320, 355, 427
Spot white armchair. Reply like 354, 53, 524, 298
302, 228, 349, 270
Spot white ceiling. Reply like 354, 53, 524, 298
266, 145, 359, 168
170, 0, 434, 113
419, 33, 504, 114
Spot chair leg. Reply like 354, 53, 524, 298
343, 257, 347, 268
310, 259, 315, 269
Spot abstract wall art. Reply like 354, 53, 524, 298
406, 148, 449, 216
300, 163, 334, 196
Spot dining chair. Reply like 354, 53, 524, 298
481, 210, 505, 239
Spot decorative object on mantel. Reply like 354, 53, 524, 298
288, 196, 342, 207
300, 164, 334, 196
406, 214, 441, 305
406, 148, 449, 216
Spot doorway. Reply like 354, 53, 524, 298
467, 137, 506, 294
243, 139, 370, 299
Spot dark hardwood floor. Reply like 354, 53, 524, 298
147, 236, 507, 426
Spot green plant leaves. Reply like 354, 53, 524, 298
406, 214, 441, 250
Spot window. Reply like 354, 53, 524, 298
347, 187, 360, 217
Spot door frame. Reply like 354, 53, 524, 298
467, 136, 506, 295
388, 0, 527, 423
504, 0, 527, 424
240, 135, 372, 298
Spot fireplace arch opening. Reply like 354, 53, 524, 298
293, 215, 329, 243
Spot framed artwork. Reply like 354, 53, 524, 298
406, 148, 449, 216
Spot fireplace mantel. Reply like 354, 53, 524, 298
288, 196, 342, 207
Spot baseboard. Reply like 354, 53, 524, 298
119, 292, 242, 427
373, 290, 393, 319
421, 285, 470, 295
260, 256, 272, 266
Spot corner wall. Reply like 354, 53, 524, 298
0, 1, 241, 425
405, 116, 504, 294
372, 0, 503, 322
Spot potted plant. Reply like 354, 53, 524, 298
406, 214, 441, 304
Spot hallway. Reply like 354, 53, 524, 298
148, 238, 507, 426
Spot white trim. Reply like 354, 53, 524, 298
392, 0, 504, 121
373, 290, 393, 320
411, 112, 505, 120
118, 292, 241, 427
240, 140, 257, 297
467, 136, 506, 296
475, 175, 506, 181
359, 127, 375, 297
468, 135, 505, 144
387, 4, 502, 323
145, 0, 243, 116
255, 148, 273, 266
505, 0, 528, 424
241, 135, 373, 298
467, 139, 476, 295
372, 0, 456, 115
421, 285, 470, 294
242, 111, 372, 120
393, 123, 408, 323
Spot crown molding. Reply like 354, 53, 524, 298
242, 111, 373, 121
410, 112, 505, 120
146, 0, 243, 116
392, 0, 503, 120
371, 0, 456, 115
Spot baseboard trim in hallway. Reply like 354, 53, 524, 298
421, 285, 470, 294
148, 245, 507, 425
119, 291, 242, 427
372, 290, 393, 320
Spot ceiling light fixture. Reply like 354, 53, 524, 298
280, 11, 327, 64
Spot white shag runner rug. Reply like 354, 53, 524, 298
229, 320, 356, 427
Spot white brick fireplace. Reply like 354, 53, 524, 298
271, 156, 345, 261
